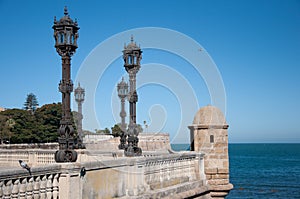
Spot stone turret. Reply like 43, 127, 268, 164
188, 105, 233, 198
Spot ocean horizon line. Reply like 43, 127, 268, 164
171, 142, 300, 145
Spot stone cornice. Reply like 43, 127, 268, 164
188, 124, 229, 130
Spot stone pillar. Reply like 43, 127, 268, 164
125, 160, 146, 196
188, 105, 233, 198
59, 164, 81, 199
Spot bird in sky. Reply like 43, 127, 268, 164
18, 160, 31, 175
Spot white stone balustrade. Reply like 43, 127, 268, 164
0, 150, 56, 167
143, 153, 201, 190
0, 151, 206, 198
0, 166, 60, 199
76, 151, 205, 198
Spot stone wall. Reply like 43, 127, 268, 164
83, 134, 113, 143
84, 133, 171, 152
0, 133, 170, 152
0, 152, 209, 199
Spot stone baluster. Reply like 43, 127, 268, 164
160, 162, 163, 183
11, 179, 20, 199
189, 159, 193, 179
33, 176, 40, 199
162, 161, 165, 182
155, 162, 158, 183
40, 175, 47, 199
176, 160, 179, 174
3, 180, 12, 199
167, 161, 171, 181
26, 177, 34, 199
19, 178, 27, 199
0, 180, 3, 198
52, 174, 59, 199
46, 174, 53, 199
173, 160, 176, 179
167, 160, 170, 180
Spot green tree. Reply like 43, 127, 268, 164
1, 108, 37, 143
95, 128, 111, 135
24, 93, 39, 113
34, 103, 62, 142
72, 111, 81, 130
0, 115, 11, 144
111, 124, 122, 137
0, 102, 78, 144
136, 124, 143, 133
103, 128, 110, 135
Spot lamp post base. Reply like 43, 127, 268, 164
124, 135, 142, 157
118, 132, 127, 150
54, 150, 78, 162
124, 146, 142, 157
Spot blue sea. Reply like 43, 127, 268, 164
171, 143, 300, 199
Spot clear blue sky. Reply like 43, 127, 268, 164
0, 0, 299, 143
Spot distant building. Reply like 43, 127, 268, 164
0, 107, 5, 112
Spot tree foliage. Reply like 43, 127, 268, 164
111, 124, 122, 137
24, 93, 39, 112
0, 114, 12, 144
95, 127, 111, 135
72, 111, 82, 130
103, 128, 110, 135
136, 124, 143, 133
0, 103, 77, 144
34, 103, 62, 143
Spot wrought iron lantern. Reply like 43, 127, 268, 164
75, 83, 85, 103
117, 77, 129, 149
74, 83, 85, 145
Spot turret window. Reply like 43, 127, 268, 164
210, 135, 214, 143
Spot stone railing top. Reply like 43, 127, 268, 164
79, 151, 204, 171
0, 149, 57, 153
0, 164, 61, 180
0, 143, 58, 150
139, 133, 169, 136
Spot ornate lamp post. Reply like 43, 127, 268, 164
53, 7, 79, 162
74, 83, 85, 144
117, 77, 128, 131
117, 77, 128, 149
123, 36, 142, 156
